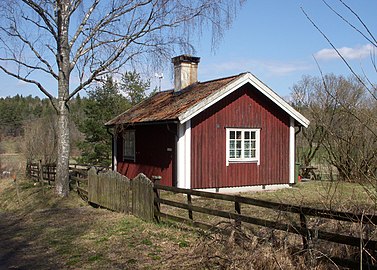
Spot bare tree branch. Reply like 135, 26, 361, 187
322, 0, 377, 47
20, 0, 57, 40
69, 0, 99, 49
0, 25, 58, 79
338, 0, 377, 45
301, 7, 377, 101
0, 65, 56, 107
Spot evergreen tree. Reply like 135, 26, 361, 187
120, 70, 151, 106
77, 76, 130, 166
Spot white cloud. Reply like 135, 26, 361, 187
260, 61, 312, 76
314, 44, 375, 60
200, 59, 311, 78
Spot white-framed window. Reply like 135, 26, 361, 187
123, 130, 135, 161
226, 128, 260, 166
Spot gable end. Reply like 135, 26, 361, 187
178, 73, 309, 128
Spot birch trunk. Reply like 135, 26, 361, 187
55, 100, 70, 196
55, 0, 71, 197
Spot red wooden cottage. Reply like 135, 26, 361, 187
106, 55, 309, 192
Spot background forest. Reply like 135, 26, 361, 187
0, 71, 153, 170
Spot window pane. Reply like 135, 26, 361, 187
244, 150, 250, 158
236, 150, 241, 158
245, 131, 250, 139
230, 150, 235, 158
230, 131, 235, 139
244, 141, 250, 149
236, 141, 241, 148
250, 150, 256, 158
236, 131, 241, 139
251, 141, 256, 149
124, 130, 135, 159
230, 140, 235, 149
251, 132, 255, 139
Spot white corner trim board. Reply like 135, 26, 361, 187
113, 133, 118, 171
289, 117, 295, 184
176, 121, 191, 189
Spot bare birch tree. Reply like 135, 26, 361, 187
0, 0, 244, 196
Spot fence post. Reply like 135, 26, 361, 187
300, 212, 310, 250
187, 194, 193, 220
152, 176, 161, 223
235, 197, 241, 229
47, 164, 51, 185
26, 160, 30, 178
38, 160, 44, 194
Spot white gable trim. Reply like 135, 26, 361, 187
178, 73, 310, 128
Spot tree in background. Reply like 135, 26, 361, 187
121, 70, 152, 106
0, 0, 244, 197
299, 1, 377, 184
292, 74, 377, 181
77, 76, 129, 167
23, 114, 58, 164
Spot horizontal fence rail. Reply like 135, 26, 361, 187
24, 163, 377, 268
153, 183, 377, 269
154, 184, 377, 225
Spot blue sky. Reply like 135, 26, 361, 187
0, 0, 376, 99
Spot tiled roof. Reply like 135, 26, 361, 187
105, 73, 244, 126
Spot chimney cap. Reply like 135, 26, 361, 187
172, 54, 200, 64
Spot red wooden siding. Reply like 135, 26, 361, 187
116, 123, 176, 186
191, 84, 290, 189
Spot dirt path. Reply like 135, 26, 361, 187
0, 207, 108, 269
0, 178, 198, 269
0, 210, 59, 269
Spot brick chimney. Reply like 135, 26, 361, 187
172, 55, 200, 92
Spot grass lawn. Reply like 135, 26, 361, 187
248, 181, 377, 210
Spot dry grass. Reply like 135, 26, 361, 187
158, 181, 377, 269
1, 174, 375, 269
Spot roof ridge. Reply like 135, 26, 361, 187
198, 72, 247, 85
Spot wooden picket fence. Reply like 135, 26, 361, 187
88, 168, 130, 213
132, 174, 154, 221
71, 167, 154, 221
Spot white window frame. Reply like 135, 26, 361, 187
226, 128, 260, 166
123, 130, 135, 161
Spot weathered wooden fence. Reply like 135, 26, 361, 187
88, 168, 130, 213
26, 161, 40, 180
70, 167, 154, 220
132, 174, 154, 221
26, 161, 56, 184
26, 161, 154, 219
153, 184, 377, 269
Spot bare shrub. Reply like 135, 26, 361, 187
23, 115, 58, 164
